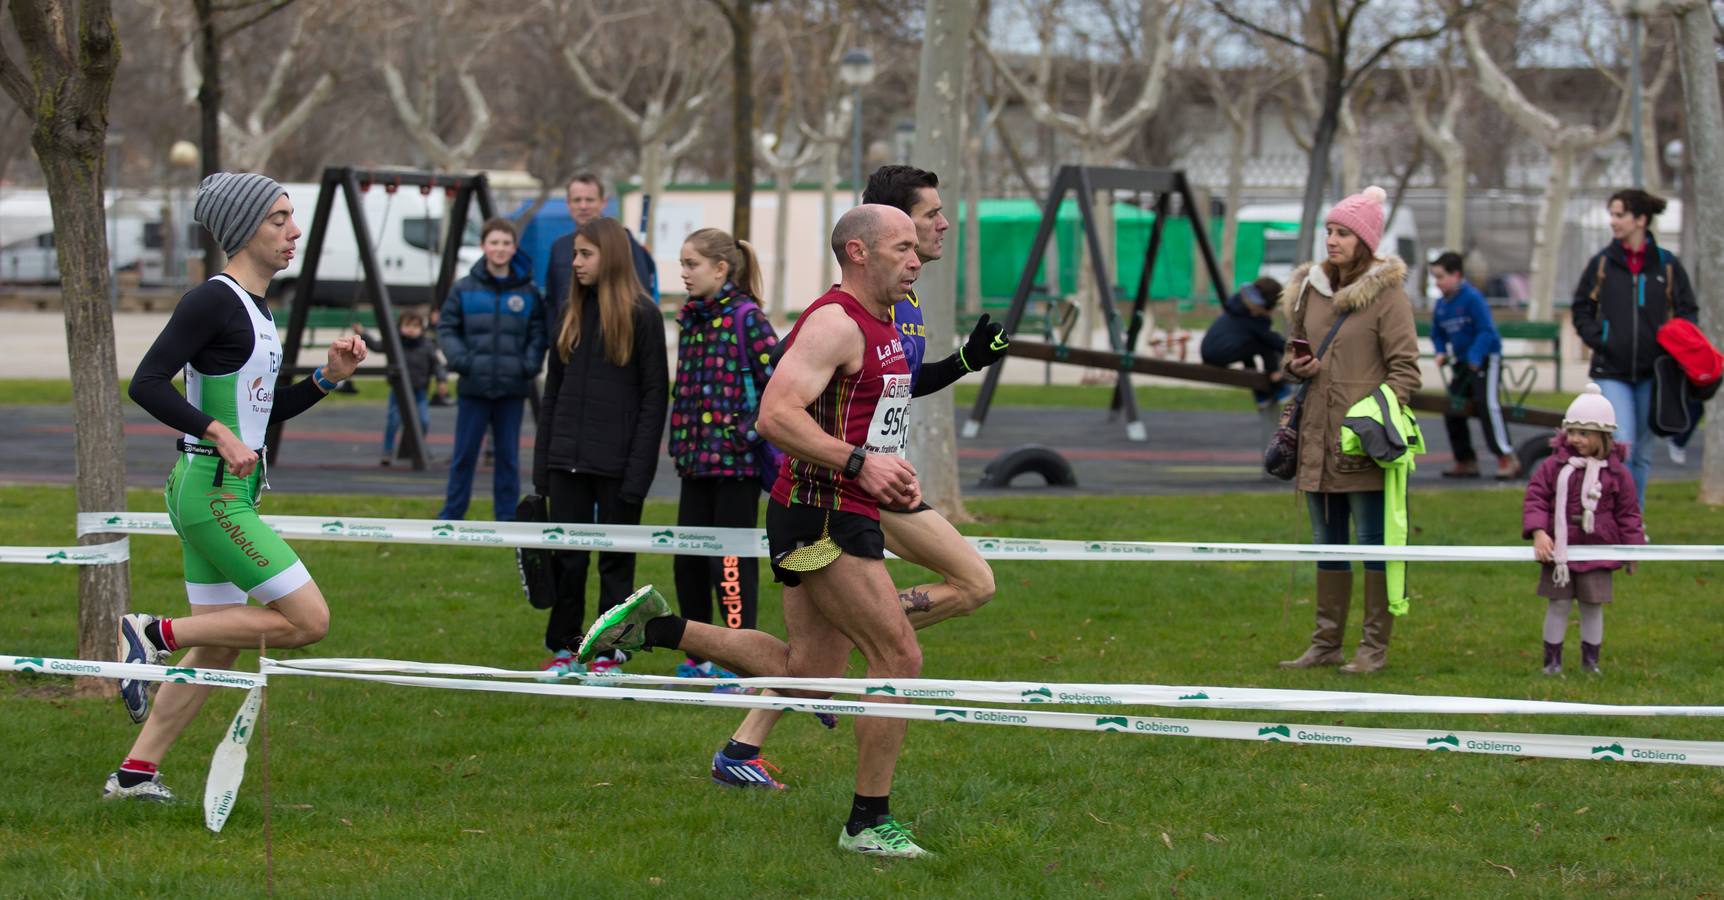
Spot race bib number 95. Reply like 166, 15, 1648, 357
864, 373, 913, 457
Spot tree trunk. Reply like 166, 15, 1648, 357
1295, 70, 1345, 263
1442, 146, 1466, 252
196, 0, 225, 279
729, 0, 754, 240
640, 140, 665, 253
1221, 117, 1247, 284
39, 146, 131, 676
906, 0, 974, 518
1526, 146, 1575, 323
819, 141, 838, 297
1672, 0, 1724, 503
771, 167, 793, 318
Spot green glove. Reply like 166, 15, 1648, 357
957, 313, 1010, 372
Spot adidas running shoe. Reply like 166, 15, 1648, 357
586, 653, 626, 679
838, 815, 928, 858
117, 613, 168, 724
710, 750, 785, 789
674, 657, 705, 679
577, 585, 670, 663
101, 771, 177, 803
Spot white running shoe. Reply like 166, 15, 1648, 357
1668, 441, 1688, 465
116, 613, 169, 724
102, 771, 176, 803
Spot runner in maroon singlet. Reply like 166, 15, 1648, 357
574, 205, 931, 856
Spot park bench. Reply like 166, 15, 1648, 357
1416, 318, 1565, 391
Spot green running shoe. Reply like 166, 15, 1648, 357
837, 816, 928, 858
577, 585, 671, 663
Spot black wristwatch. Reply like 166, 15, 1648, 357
844, 446, 867, 478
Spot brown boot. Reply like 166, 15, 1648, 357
1495, 454, 1522, 480
1280, 570, 1351, 668
1441, 460, 1480, 478
1340, 570, 1394, 674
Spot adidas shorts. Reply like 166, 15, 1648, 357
765, 500, 884, 586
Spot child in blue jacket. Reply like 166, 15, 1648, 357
1431, 251, 1518, 479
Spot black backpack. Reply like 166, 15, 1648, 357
515, 494, 557, 609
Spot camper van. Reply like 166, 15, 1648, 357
1240, 202, 1421, 298
0, 190, 148, 284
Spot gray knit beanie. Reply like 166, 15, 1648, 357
193, 172, 287, 256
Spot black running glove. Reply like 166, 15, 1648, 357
957, 313, 1010, 372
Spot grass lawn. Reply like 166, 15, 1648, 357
2, 483, 1723, 896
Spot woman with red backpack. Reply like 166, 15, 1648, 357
1570, 189, 1703, 510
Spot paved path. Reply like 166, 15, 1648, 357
1, 396, 1703, 502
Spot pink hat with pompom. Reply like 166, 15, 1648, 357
1324, 185, 1388, 254
1563, 383, 1618, 433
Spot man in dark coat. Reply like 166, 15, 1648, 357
544, 173, 657, 324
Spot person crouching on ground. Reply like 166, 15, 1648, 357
1199, 275, 1288, 409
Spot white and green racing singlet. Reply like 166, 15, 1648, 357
182, 274, 280, 451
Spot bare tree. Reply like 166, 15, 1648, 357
709, 0, 764, 240
978, 0, 1176, 342
374, 0, 516, 171
756, 127, 819, 316
188, 0, 307, 276
1396, 45, 1468, 252
1660, 0, 1724, 503
1464, 9, 1630, 320
0, 0, 131, 676
1211, 0, 1480, 255
907, 0, 977, 517
551, 0, 727, 249
1585, 19, 1676, 193
178, 7, 333, 172
1199, 49, 1293, 282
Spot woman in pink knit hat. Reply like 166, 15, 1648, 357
1521, 384, 1645, 676
1278, 186, 1423, 674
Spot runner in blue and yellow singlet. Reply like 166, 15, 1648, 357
104, 172, 367, 803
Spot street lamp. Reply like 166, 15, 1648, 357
838, 48, 876, 205
169, 140, 200, 287
893, 120, 915, 164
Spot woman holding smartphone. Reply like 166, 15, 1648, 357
1277, 186, 1422, 675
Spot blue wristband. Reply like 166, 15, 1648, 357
313, 367, 338, 392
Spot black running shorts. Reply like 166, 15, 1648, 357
765, 499, 885, 586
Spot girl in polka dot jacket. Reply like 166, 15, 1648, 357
668, 228, 778, 680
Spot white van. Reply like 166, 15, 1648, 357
263, 182, 483, 308
1242, 201, 1421, 298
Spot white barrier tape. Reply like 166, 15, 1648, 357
268, 657, 1724, 718
257, 660, 1724, 768
0, 538, 129, 566
78, 513, 1724, 562
0, 655, 266, 689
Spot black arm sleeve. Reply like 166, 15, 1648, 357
267, 378, 327, 424
912, 352, 967, 398
128, 288, 232, 437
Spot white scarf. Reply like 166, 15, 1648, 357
1552, 454, 1607, 586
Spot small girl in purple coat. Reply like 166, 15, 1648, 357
1522, 384, 1646, 676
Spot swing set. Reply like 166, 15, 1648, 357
267, 166, 497, 471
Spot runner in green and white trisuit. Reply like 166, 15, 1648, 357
105, 172, 367, 803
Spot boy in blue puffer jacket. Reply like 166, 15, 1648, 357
1431, 251, 1518, 479
437, 217, 546, 520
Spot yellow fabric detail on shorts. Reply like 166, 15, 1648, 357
777, 513, 843, 573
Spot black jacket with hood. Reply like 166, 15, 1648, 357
1570, 234, 1698, 381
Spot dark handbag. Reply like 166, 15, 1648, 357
1649, 353, 1695, 438
729, 300, 786, 491
1264, 307, 1351, 480
514, 493, 558, 610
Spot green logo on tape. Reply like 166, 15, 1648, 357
1178, 692, 1210, 700
1427, 734, 1461, 751
432, 523, 455, 538
934, 709, 967, 721
1259, 725, 1292, 742
1021, 686, 1054, 703
652, 529, 674, 546
321, 520, 344, 533
13, 656, 44, 672
1094, 716, 1130, 732
1591, 742, 1624, 760
865, 685, 897, 696
165, 667, 197, 683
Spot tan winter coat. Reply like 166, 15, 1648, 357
1280, 256, 1422, 494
